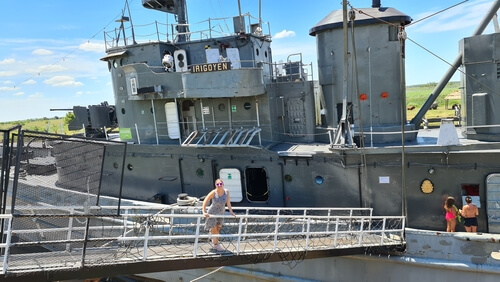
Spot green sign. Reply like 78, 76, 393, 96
120, 128, 133, 140
231, 105, 237, 112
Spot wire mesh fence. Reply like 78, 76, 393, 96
10, 131, 126, 216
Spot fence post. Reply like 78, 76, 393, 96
1, 216, 13, 274
273, 212, 280, 251
66, 208, 74, 252
380, 218, 387, 245
143, 218, 150, 261
193, 217, 201, 257
236, 217, 244, 255
305, 218, 311, 251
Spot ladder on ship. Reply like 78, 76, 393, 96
0, 206, 405, 281
182, 127, 261, 147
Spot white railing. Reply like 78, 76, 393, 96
0, 206, 405, 275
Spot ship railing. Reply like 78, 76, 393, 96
181, 127, 262, 147
264, 55, 315, 83
104, 13, 271, 50
0, 205, 405, 275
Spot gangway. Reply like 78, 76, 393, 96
0, 205, 405, 281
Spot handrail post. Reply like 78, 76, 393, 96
1, 216, 13, 274
334, 216, 339, 247
143, 219, 150, 261
66, 208, 74, 252
193, 217, 201, 257
123, 209, 129, 237
273, 213, 280, 251
358, 217, 364, 246
380, 218, 387, 245
236, 217, 244, 255
305, 218, 311, 250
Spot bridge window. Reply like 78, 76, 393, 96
245, 167, 269, 202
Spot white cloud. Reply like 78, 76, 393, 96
0, 71, 18, 77
29, 93, 44, 98
32, 49, 53, 56
411, 0, 492, 33
0, 86, 17, 92
79, 42, 105, 53
273, 30, 296, 39
3, 80, 13, 84
0, 58, 15, 65
44, 76, 83, 87
13, 91, 24, 96
23, 79, 36, 85
29, 64, 67, 74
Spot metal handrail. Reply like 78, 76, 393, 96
0, 206, 405, 274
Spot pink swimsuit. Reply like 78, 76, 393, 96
445, 210, 456, 220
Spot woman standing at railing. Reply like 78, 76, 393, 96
202, 178, 236, 251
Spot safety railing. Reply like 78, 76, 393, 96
0, 205, 405, 275
105, 13, 271, 50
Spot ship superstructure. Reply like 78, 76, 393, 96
63, 0, 500, 234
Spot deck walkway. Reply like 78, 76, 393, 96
0, 206, 405, 281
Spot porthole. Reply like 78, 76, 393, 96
121, 108, 126, 114
218, 103, 225, 111
113, 162, 119, 169
265, 51, 268, 58
196, 168, 204, 177
244, 102, 251, 110
127, 164, 133, 171
113, 60, 118, 68
256, 48, 260, 56
284, 174, 292, 182
315, 176, 324, 185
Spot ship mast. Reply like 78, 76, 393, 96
332, 0, 354, 147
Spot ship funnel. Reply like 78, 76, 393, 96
372, 0, 381, 8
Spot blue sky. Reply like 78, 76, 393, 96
0, 0, 495, 122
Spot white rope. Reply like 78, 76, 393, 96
190, 266, 225, 282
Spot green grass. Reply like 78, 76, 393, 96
406, 81, 461, 120
0, 118, 82, 135
1, 82, 461, 134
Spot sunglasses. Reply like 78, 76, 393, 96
216, 182, 224, 186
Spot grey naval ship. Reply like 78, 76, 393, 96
17, 0, 500, 280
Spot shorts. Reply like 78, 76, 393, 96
463, 217, 478, 227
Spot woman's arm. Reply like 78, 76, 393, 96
202, 190, 214, 216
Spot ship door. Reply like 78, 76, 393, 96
181, 100, 197, 137
486, 174, 500, 233
245, 167, 269, 202
165, 102, 180, 139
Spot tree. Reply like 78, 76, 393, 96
64, 112, 75, 126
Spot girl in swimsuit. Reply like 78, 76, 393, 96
444, 196, 458, 232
